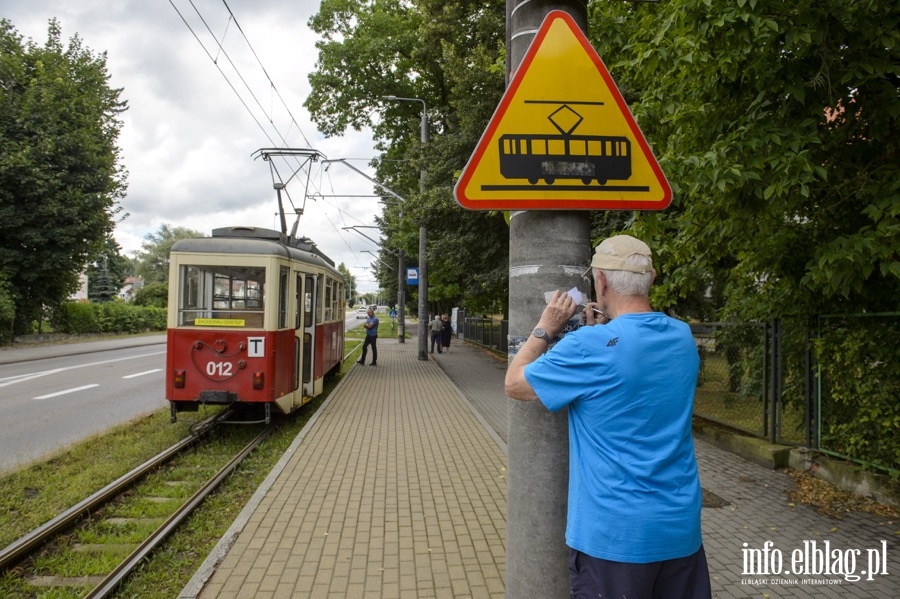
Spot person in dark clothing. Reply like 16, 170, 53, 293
357, 308, 379, 366
429, 315, 443, 354
440, 314, 453, 353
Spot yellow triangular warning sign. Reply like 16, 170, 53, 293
455, 10, 671, 211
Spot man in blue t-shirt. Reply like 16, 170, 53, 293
357, 308, 379, 366
505, 235, 711, 599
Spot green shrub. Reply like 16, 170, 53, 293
58, 302, 99, 334
816, 317, 900, 473
54, 301, 167, 335
133, 282, 168, 308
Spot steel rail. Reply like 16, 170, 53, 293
84, 420, 279, 598
0, 410, 228, 571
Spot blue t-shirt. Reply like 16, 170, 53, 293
524, 312, 702, 563
365, 316, 379, 337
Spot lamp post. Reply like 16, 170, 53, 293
383, 95, 429, 361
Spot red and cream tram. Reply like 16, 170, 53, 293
165, 226, 345, 422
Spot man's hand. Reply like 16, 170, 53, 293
537, 290, 578, 338
583, 302, 611, 326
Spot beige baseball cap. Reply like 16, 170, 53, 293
583, 235, 653, 275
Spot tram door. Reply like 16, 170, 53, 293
301, 274, 317, 397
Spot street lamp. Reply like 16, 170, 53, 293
383, 95, 429, 361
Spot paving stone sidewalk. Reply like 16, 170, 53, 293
181, 334, 898, 598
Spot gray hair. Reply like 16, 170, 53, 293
599, 253, 653, 297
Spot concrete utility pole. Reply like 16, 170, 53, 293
383, 95, 429, 357
505, 2, 590, 598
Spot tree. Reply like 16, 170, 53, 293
0, 19, 128, 333
132, 282, 168, 309
134, 224, 205, 285
86, 234, 129, 303
337, 262, 356, 303
306, 0, 510, 314
586, 0, 899, 319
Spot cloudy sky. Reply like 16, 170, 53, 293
3, 0, 386, 292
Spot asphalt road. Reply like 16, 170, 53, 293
0, 314, 367, 475
0, 340, 168, 474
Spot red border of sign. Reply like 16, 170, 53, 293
454, 10, 672, 211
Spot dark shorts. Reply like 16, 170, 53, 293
568, 545, 711, 599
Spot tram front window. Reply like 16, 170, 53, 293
179, 265, 266, 327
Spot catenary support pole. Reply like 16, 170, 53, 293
398, 249, 405, 343
418, 225, 427, 359
506, 2, 590, 598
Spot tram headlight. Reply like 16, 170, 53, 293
174, 369, 186, 388
252, 371, 264, 390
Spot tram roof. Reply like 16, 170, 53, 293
171, 226, 339, 273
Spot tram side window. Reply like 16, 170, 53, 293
323, 277, 333, 322
295, 273, 303, 329
317, 274, 324, 324
179, 265, 265, 327
304, 275, 314, 329
334, 280, 344, 318
278, 266, 289, 329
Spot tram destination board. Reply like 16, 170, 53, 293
455, 10, 671, 211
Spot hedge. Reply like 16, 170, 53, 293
55, 301, 166, 335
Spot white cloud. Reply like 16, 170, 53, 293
3, 0, 385, 292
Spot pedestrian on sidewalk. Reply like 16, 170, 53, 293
429, 314, 443, 354
440, 314, 453, 353
505, 235, 711, 599
357, 307, 379, 366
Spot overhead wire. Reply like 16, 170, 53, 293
179, 0, 310, 214
169, 0, 380, 280
166, 0, 277, 147
220, 0, 313, 148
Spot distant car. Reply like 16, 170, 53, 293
356, 307, 369, 319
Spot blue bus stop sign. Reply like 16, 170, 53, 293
406, 267, 419, 286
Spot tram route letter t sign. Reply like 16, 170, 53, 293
454, 10, 671, 211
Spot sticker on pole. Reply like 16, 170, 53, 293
454, 10, 671, 211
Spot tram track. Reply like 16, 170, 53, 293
0, 409, 278, 598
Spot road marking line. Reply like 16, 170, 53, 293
33, 384, 100, 400
122, 369, 163, 379
1, 350, 166, 389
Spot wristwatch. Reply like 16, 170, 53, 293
531, 327, 552, 343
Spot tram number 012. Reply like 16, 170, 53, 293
207, 361, 233, 377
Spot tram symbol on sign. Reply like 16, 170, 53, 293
490, 99, 645, 192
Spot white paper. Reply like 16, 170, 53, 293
544, 287, 584, 305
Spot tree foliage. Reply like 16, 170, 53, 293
132, 282, 168, 309
337, 262, 356, 302
306, 0, 509, 314
307, 1, 898, 321
133, 224, 205, 285
0, 19, 128, 333
587, 0, 899, 319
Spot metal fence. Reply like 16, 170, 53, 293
693, 314, 899, 473
457, 309, 898, 472
457, 310, 508, 354
691, 320, 808, 447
